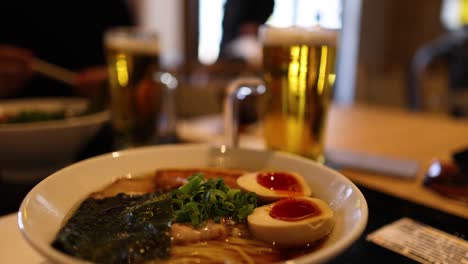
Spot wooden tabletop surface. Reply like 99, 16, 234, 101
325, 104, 468, 219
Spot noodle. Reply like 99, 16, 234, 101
223, 244, 255, 264
150, 237, 281, 264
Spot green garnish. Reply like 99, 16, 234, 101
172, 173, 257, 227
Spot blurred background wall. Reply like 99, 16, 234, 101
354, 0, 445, 109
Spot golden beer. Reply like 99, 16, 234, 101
260, 27, 337, 162
105, 28, 163, 149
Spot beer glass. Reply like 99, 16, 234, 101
225, 26, 338, 163
105, 27, 174, 149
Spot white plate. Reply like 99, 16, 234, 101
176, 114, 265, 149
0, 97, 109, 182
19, 144, 368, 264
176, 114, 224, 143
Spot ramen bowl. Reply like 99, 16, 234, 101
0, 97, 109, 182
18, 144, 368, 264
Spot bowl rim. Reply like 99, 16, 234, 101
18, 144, 369, 264
0, 97, 109, 132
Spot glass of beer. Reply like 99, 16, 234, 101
105, 27, 172, 149
224, 26, 338, 163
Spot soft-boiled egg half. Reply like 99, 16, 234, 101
247, 197, 334, 247
237, 171, 312, 201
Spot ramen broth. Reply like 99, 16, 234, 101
52, 168, 327, 264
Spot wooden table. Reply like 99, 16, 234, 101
325, 104, 468, 219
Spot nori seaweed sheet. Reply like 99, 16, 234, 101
52, 193, 172, 264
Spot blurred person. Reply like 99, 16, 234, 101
219, 0, 275, 66
0, 1, 135, 99
217, 0, 274, 125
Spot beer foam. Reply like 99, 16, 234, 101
105, 33, 160, 55
260, 26, 338, 46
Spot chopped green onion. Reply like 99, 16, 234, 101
171, 174, 257, 227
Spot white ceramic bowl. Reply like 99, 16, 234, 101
18, 144, 368, 264
0, 97, 109, 182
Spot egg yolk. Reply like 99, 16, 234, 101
256, 172, 303, 193
270, 198, 321, 221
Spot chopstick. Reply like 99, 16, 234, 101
32, 58, 77, 86
326, 149, 420, 179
